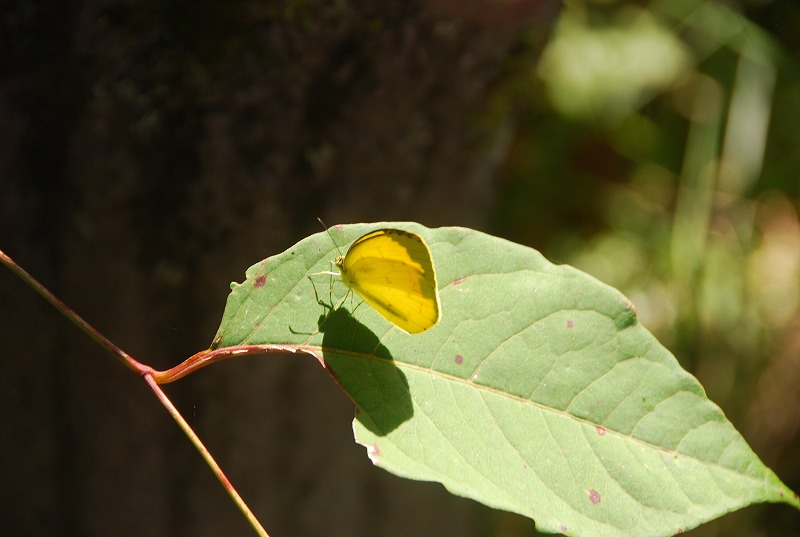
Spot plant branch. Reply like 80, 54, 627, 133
142, 374, 270, 537
0, 248, 152, 375
152, 344, 321, 384
1, 248, 271, 537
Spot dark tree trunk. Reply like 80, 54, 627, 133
0, 1, 559, 536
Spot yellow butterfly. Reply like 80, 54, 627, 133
332, 228, 441, 334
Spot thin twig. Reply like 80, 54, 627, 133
0, 248, 151, 375
152, 344, 320, 384
1, 248, 270, 537
142, 374, 270, 537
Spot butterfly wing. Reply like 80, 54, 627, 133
339, 229, 440, 333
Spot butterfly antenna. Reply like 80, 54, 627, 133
316, 217, 344, 256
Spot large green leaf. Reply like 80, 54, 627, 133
211, 223, 799, 537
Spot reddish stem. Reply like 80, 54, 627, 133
152, 344, 319, 384
142, 374, 269, 537
1, 248, 271, 536
0, 249, 154, 376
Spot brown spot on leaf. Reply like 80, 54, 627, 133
586, 489, 601, 505
254, 275, 268, 288
595, 426, 606, 436
566, 319, 574, 329
454, 354, 464, 365
452, 276, 467, 286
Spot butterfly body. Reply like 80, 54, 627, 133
334, 229, 440, 334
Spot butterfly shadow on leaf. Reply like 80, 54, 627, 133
318, 307, 413, 436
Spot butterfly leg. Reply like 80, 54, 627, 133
307, 275, 333, 311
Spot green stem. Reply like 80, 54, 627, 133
0, 248, 152, 375
1, 248, 270, 537
142, 374, 270, 537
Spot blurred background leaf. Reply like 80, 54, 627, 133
492, 0, 800, 534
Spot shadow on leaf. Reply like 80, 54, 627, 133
319, 307, 413, 436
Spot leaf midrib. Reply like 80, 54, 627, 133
316, 342, 781, 495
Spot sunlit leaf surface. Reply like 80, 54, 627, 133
212, 223, 799, 537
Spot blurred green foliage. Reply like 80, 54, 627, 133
491, 0, 800, 535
